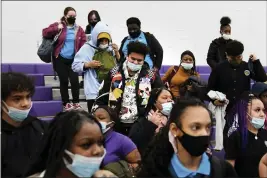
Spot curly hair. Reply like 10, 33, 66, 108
127, 41, 149, 57
138, 98, 212, 177
41, 110, 102, 178
226, 40, 244, 57
1, 72, 35, 101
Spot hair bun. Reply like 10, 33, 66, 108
220, 16, 231, 26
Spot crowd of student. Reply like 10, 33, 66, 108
2, 6, 267, 178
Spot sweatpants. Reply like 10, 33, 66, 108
54, 55, 80, 106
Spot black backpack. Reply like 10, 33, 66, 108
37, 30, 62, 63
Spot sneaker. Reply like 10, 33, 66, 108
73, 103, 83, 110
64, 103, 74, 111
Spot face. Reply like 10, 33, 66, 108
65, 10, 76, 19
69, 122, 104, 158
127, 24, 140, 34
2, 91, 32, 111
89, 14, 98, 24
247, 99, 266, 120
99, 38, 109, 45
260, 91, 267, 110
94, 108, 111, 123
227, 54, 243, 65
221, 25, 231, 35
170, 106, 212, 137
181, 54, 194, 64
128, 52, 145, 65
155, 90, 173, 111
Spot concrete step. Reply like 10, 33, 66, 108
52, 88, 86, 100
44, 76, 83, 87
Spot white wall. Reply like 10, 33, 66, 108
2, 1, 267, 66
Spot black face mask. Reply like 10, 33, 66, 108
177, 129, 210, 157
128, 30, 141, 39
67, 17, 76, 25
90, 21, 98, 27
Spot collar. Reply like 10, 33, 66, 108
169, 153, 210, 177
1, 115, 37, 132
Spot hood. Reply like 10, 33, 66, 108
252, 82, 267, 96
90, 21, 112, 47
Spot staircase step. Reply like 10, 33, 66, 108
32, 86, 53, 101
44, 76, 83, 87
52, 88, 86, 100
27, 74, 45, 86
30, 101, 63, 117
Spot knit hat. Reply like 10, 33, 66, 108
251, 82, 267, 97
181, 50, 195, 61
97, 32, 111, 41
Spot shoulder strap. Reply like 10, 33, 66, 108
167, 66, 179, 84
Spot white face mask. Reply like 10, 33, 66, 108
222, 33, 231, 40
64, 149, 106, 178
181, 63, 193, 70
127, 60, 143, 72
161, 102, 173, 116
99, 43, 109, 49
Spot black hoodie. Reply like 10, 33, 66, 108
1, 115, 49, 177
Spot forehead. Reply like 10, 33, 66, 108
159, 90, 172, 97
128, 24, 139, 29
250, 99, 264, 108
221, 26, 231, 31
74, 122, 102, 139
67, 10, 76, 16
182, 55, 193, 60
129, 52, 144, 60
94, 108, 109, 115
89, 13, 96, 19
9, 91, 31, 98
180, 106, 211, 125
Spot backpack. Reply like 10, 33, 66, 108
89, 44, 116, 83
164, 66, 179, 90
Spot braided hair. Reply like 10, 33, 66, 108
40, 110, 102, 178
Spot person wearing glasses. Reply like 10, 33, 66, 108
96, 41, 164, 136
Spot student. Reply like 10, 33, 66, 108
96, 41, 164, 135
119, 17, 163, 71
42, 7, 86, 111
1, 72, 48, 178
129, 87, 174, 155
138, 98, 237, 177
259, 153, 267, 177
225, 93, 267, 177
72, 21, 120, 112
208, 40, 267, 113
32, 110, 116, 178
207, 16, 233, 70
162, 50, 199, 99
92, 105, 141, 176
252, 82, 267, 129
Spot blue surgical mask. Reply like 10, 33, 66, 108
99, 121, 114, 133
248, 114, 265, 129
64, 149, 106, 178
161, 102, 173, 116
2, 101, 32, 122
127, 60, 142, 72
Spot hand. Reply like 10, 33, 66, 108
58, 23, 63, 31
187, 85, 193, 91
93, 170, 117, 178
214, 100, 225, 106
249, 54, 258, 61
85, 60, 102, 69
111, 43, 119, 52
148, 110, 167, 126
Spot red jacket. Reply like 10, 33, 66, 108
42, 21, 86, 58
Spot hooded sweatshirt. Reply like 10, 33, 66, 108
72, 22, 113, 100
